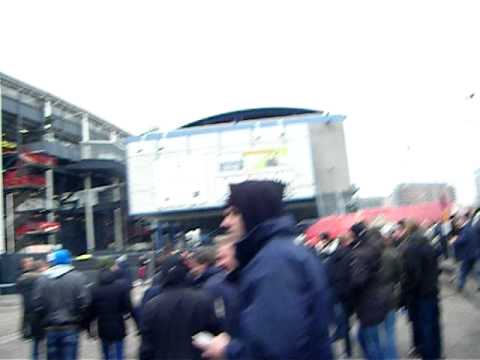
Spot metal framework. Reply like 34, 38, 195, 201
0, 72, 129, 138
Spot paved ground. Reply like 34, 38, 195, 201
1, 275, 480, 359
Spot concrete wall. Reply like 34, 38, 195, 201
309, 121, 350, 194
308, 121, 351, 216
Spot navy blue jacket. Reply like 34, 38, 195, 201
226, 215, 333, 360
204, 271, 240, 336
192, 266, 222, 288
115, 261, 133, 290
454, 223, 479, 261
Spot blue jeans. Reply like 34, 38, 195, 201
458, 258, 480, 290
46, 330, 79, 360
358, 324, 384, 360
331, 303, 352, 357
415, 297, 442, 360
32, 337, 44, 360
101, 340, 124, 360
380, 311, 398, 360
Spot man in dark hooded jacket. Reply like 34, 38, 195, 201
198, 180, 333, 360
139, 255, 222, 360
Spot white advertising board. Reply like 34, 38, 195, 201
127, 117, 320, 215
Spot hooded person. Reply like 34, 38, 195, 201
197, 180, 333, 360
139, 255, 222, 360
33, 249, 90, 360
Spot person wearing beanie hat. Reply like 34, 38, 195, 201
47, 249, 72, 266
197, 180, 333, 360
33, 249, 89, 360
350, 222, 368, 243
140, 255, 222, 360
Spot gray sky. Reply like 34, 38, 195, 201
2, 0, 480, 203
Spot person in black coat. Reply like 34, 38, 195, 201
16, 258, 46, 360
323, 236, 354, 357
349, 222, 390, 360
140, 255, 222, 360
88, 260, 138, 360
402, 226, 442, 360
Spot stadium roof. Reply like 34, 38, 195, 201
181, 107, 321, 128
0, 72, 130, 137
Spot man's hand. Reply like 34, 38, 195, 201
194, 332, 231, 360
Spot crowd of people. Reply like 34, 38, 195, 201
15, 180, 480, 360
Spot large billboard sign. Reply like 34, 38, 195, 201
126, 114, 340, 216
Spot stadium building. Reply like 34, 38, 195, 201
126, 108, 352, 247
0, 72, 133, 257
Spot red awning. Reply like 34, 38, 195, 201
305, 202, 450, 245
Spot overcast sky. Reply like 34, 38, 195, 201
2, 1, 480, 203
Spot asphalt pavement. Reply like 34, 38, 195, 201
1, 275, 480, 359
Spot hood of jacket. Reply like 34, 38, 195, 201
44, 264, 74, 279
227, 180, 286, 232
234, 214, 296, 272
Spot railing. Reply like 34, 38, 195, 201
81, 141, 125, 162
24, 141, 81, 161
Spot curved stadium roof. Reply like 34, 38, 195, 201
181, 107, 321, 128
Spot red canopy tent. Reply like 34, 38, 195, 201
305, 201, 450, 245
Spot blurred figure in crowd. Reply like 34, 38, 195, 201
377, 226, 402, 359
198, 180, 333, 360
17, 257, 46, 360
435, 218, 452, 259
393, 220, 408, 251
139, 253, 168, 315
87, 258, 138, 360
402, 222, 442, 359
349, 222, 390, 360
33, 249, 90, 360
323, 233, 354, 357
453, 211, 480, 292
113, 255, 133, 290
140, 255, 222, 360
137, 256, 148, 285
203, 235, 240, 336
189, 247, 222, 288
